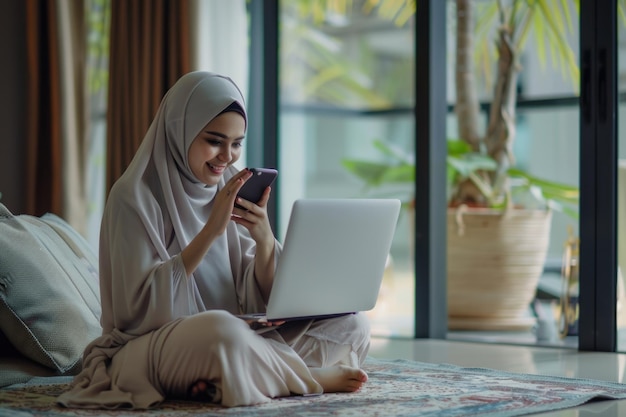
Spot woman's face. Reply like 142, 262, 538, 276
188, 111, 246, 186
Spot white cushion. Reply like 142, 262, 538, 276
0, 203, 101, 373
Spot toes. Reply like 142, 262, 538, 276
189, 380, 218, 402
190, 380, 206, 396
358, 370, 368, 382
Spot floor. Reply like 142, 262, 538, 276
367, 337, 626, 417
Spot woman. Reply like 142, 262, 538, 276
58, 71, 370, 409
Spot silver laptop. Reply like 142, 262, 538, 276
252, 198, 401, 322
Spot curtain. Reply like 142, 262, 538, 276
106, 0, 191, 194
25, 0, 62, 218
24, 0, 88, 234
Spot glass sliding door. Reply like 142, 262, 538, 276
277, 0, 416, 337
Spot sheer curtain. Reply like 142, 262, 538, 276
57, 0, 88, 235
189, 0, 248, 97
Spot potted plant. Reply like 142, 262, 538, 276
343, 0, 580, 331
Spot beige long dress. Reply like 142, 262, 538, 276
57, 72, 370, 409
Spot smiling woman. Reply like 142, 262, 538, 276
57, 71, 372, 409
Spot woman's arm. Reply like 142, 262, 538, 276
251, 232, 276, 302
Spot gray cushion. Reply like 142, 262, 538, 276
0, 203, 101, 373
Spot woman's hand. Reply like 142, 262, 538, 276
230, 186, 274, 248
204, 169, 253, 237
231, 185, 276, 302
239, 315, 285, 331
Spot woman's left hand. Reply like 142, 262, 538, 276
231, 186, 274, 248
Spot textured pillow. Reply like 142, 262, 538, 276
0, 203, 101, 374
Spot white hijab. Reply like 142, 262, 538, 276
100, 72, 262, 334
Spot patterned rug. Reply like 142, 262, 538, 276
2, 357, 626, 417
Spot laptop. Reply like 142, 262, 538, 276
241, 198, 401, 325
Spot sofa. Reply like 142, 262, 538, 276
0, 203, 101, 388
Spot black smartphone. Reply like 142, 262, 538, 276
235, 168, 278, 208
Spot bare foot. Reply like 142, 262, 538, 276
309, 365, 368, 393
188, 379, 219, 402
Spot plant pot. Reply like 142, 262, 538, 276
447, 206, 552, 331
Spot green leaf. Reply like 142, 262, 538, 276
447, 139, 473, 156
379, 164, 415, 183
508, 167, 579, 209
373, 139, 414, 164
508, 168, 578, 194
341, 160, 392, 186
447, 154, 497, 178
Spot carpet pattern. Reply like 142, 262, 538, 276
2, 358, 626, 416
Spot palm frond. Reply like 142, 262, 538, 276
469, 0, 579, 94
534, 0, 580, 91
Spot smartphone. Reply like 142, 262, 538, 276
236, 168, 278, 208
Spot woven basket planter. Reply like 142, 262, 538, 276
447, 206, 552, 331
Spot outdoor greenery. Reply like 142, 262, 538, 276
342, 137, 579, 218
280, 0, 414, 108
342, 0, 581, 218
